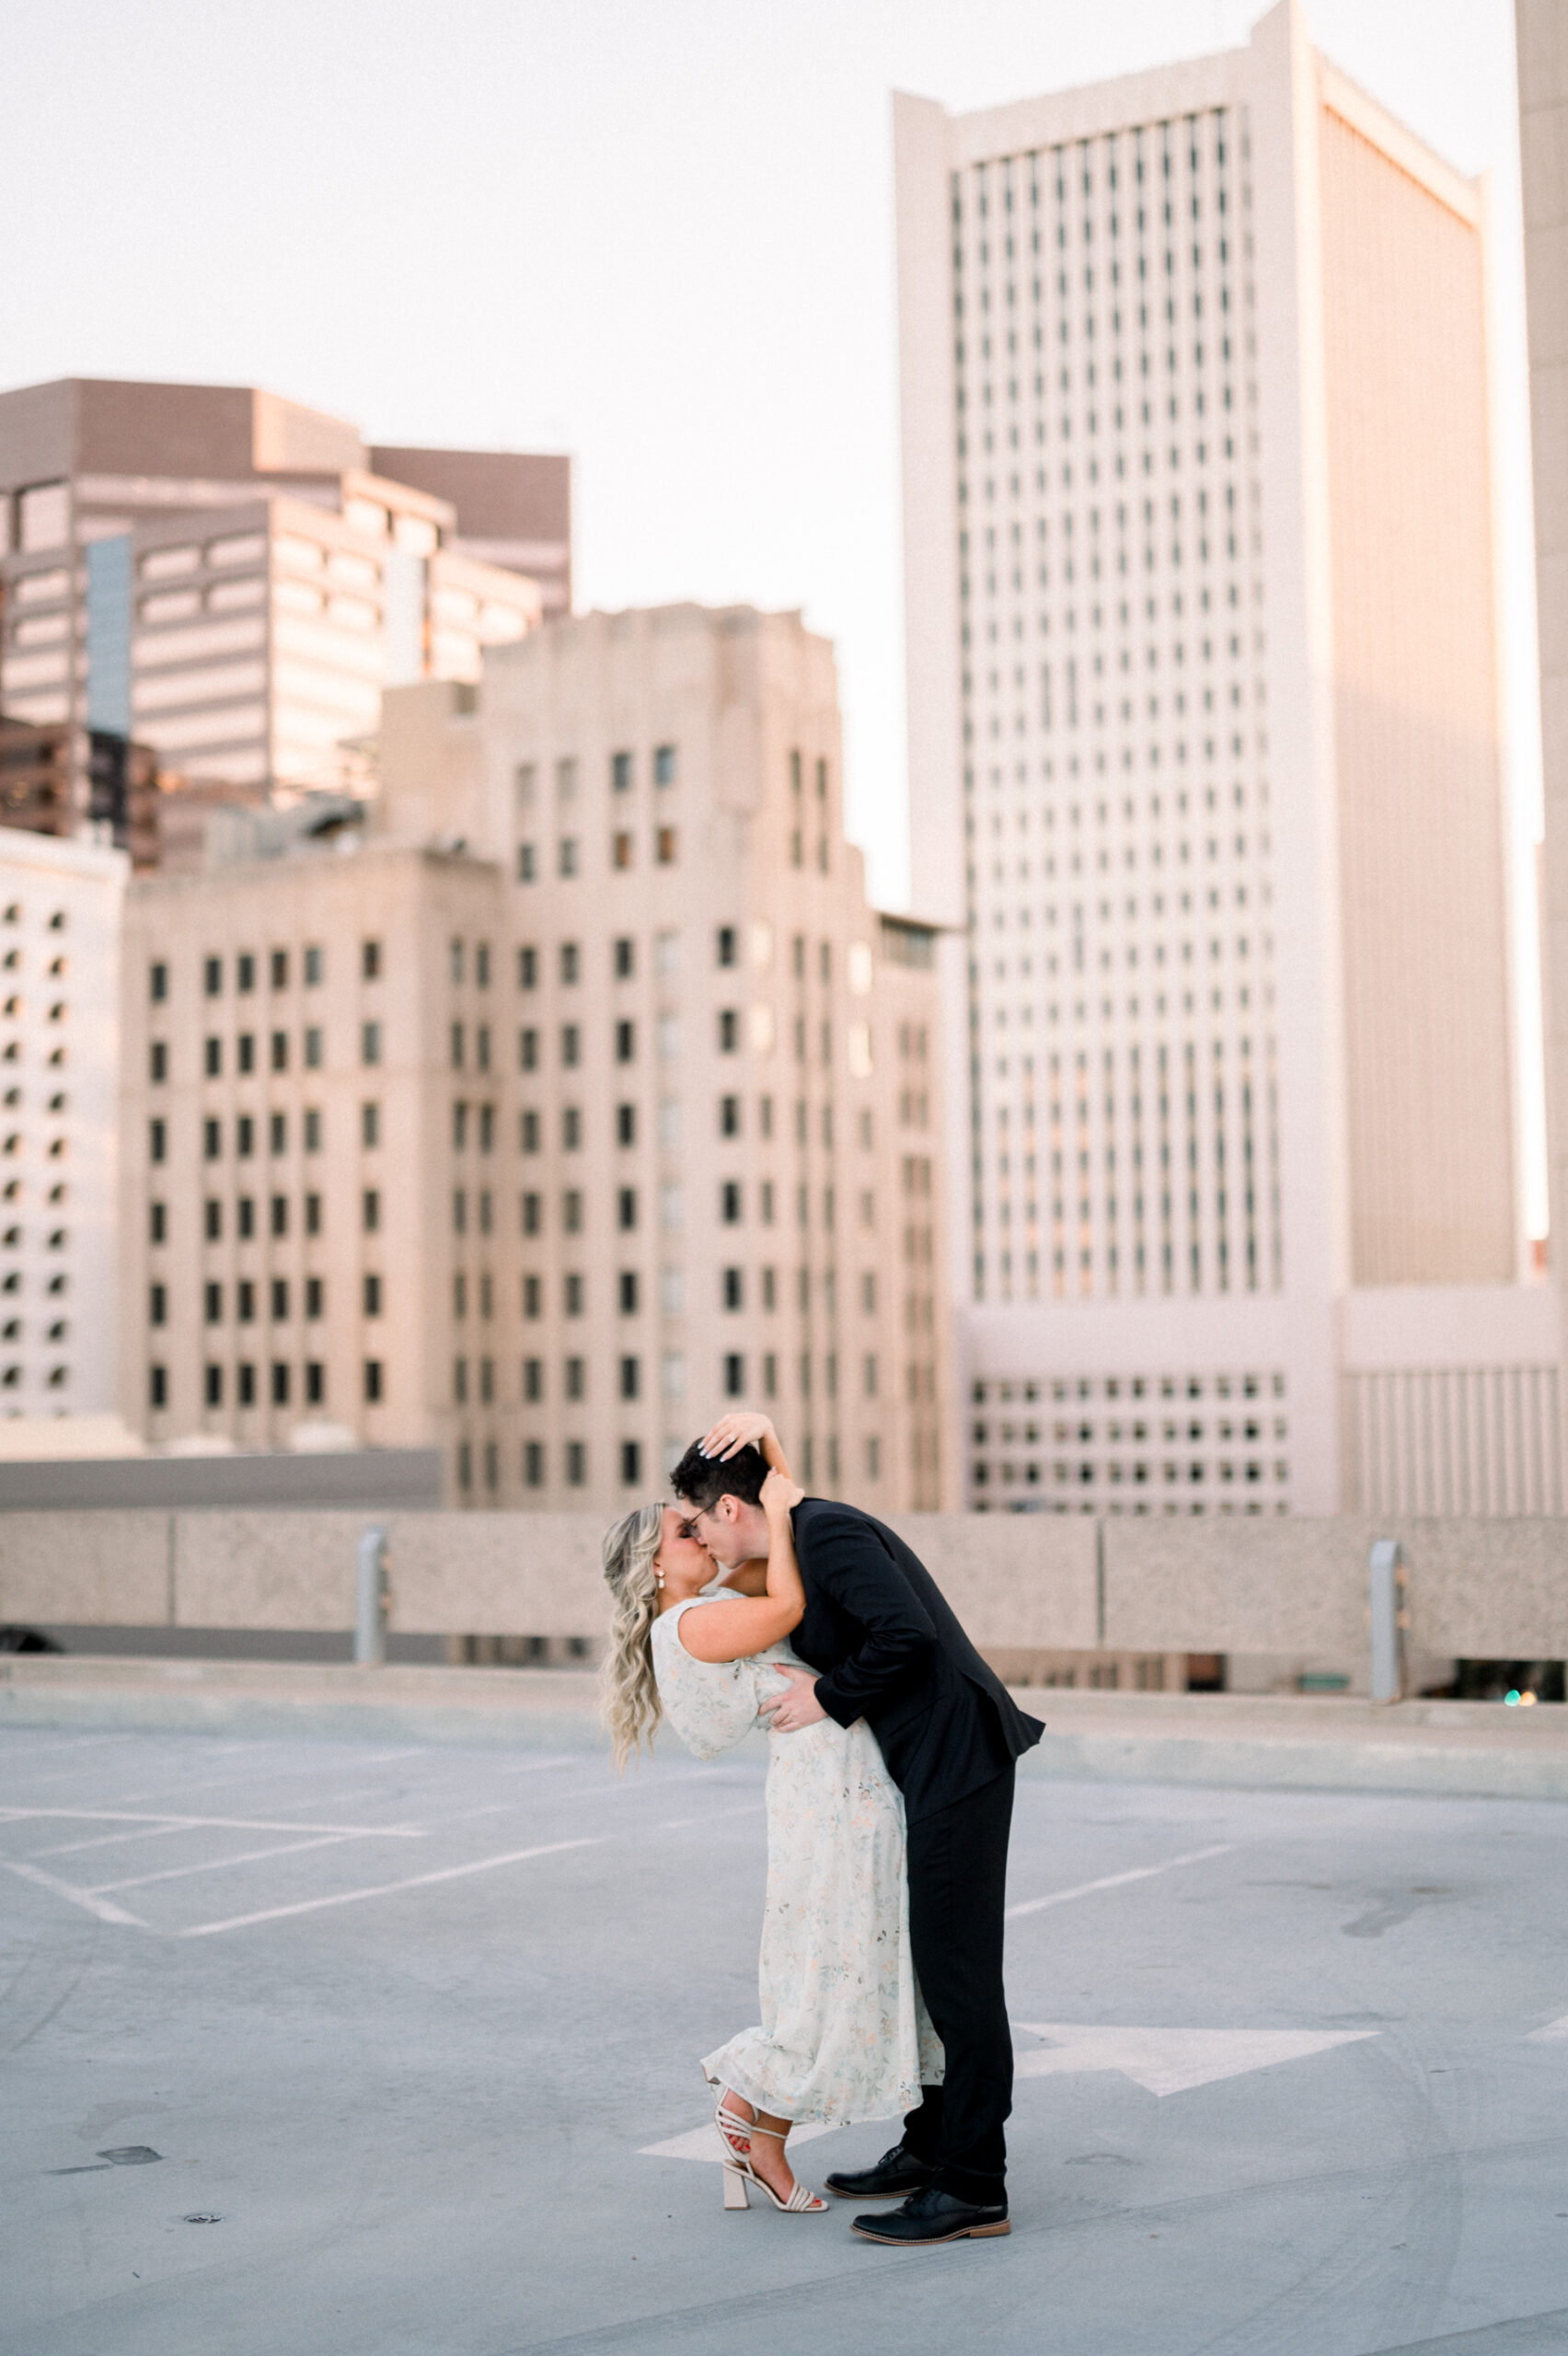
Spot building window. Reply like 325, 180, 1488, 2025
523, 1357, 543, 1402
203, 957, 222, 998
237, 1196, 255, 1240
305, 1193, 321, 1236
517, 843, 537, 884
565, 1356, 586, 1401
456, 1440, 473, 1492
237, 1033, 256, 1075
451, 1021, 465, 1069
864, 1354, 878, 1397
453, 1102, 469, 1153
617, 1188, 637, 1231
237, 1363, 256, 1406
271, 1195, 288, 1238
523, 1274, 542, 1318
149, 1283, 167, 1327
613, 832, 634, 869
236, 954, 256, 993
149, 1041, 167, 1083
559, 837, 579, 878
304, 945, 324, 986
271, 1362, 290, 1406
654, 744, 677, 787
524, 1439, 545, 1487
150, 1202, 167, 1244
362, 1021, 381, 1066
204, 1036, 222, 1078
614, 937, 635, 979
150, 962, 169, 1003
454, 1357, 468, 1404
721, 1182, 742, 1223
523, 1191, 541, 1236
563, 1106, 582, 1150
363, 1273, 382, 1317
270, 1112, 287, 1155
306, 1362, 325, 1406
620, 1439, 641, 1485
519, 1026, 539, 1072
561, 1023, 581, 1068
483, 1437, 498, 1490
618, 1270, 639, 1314
304, 1027, 323, 1068
619, 1356, 640, 1401
363, 1359, 383, 1403
305, 1276, 323, 1319
204, 1365, 224, 1408
273, 1282, 292, 1330
270, 950, 289, 991
204, 1281, 222, 1324
723, 1353, 745, 1399
149, 1364, 167, 1409
453, 1189, 467, 1234
720, 1095, 741, 1138
718, 1010, 739, 1053
615, 1020, 635, 1064
304, 1108, 322, 1152
236, 1115, 255, 1159
612, 749, 633, 792
717, 926, 738, 967
236, 1279, 256, 1323
565, 1272, 585, 1316
152, 1118, 168, 1164
565, 1440, 587, 1488
617, 1103, 636, 1147
363, 1189, 380, 1233
562, 1188, 582, 1233
520, 1109, 540, 1154
363, 939, 381, 980
722, 1267, 743, 1311
655, 826, 677, 865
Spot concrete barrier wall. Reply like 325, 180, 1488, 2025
1, 1509, 1562, 1659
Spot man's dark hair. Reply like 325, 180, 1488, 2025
670, 1439, 768, 1514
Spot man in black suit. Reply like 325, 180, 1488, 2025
671, 1435, 1043, 2246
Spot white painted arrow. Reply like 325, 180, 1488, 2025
640, 2022, 1378, 2158
1014, 2023, 1377, 2097
1527, 2013, 1568, 2044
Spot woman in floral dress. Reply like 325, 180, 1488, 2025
602, 1426, 940, 2214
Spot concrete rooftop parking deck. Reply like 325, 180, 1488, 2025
4, 1718, 1568, 2355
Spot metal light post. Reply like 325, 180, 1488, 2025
1367, 1539, 1407, 1703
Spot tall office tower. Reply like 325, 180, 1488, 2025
0, 826, 127, 1420
1518, 0, 1568, 1484
120, 837, 510, 1478
0, 378, 556, 818
897, 0, 1558, 1515
377, 606, 953, 1510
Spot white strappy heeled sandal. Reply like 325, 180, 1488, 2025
713, 2089, 826, 2213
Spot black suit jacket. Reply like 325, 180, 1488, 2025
788, 1497, 1043, 1825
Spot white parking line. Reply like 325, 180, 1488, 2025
1, 1859, 146, 1928
2, 1807, 425, 1842
1005, 1843, 1234, 1920
86, 1831, 409, 1895
178, 1836, 605, 1937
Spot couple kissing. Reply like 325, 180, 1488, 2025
602, 1411, 1043, 2246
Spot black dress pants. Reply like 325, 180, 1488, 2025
899, 1762, 1016, 2204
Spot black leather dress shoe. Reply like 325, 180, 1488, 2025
850, 2184, 1010, 2245
824, 2142, 936, 2200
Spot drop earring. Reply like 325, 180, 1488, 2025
654, 1565, 665, 1589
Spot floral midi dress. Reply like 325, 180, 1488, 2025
650, 1594, 943, 2126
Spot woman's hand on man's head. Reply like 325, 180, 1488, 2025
699, 1410, 778, 1462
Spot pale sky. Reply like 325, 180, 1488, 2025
0, 0, 1546, 1228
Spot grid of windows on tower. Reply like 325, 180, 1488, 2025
1, 895, 75, 1402
968, 1370, 1289, 1513
954, 110, 1280, 1311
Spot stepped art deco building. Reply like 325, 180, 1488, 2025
895, 0, 1562, 1514
118, 606, 953, 1512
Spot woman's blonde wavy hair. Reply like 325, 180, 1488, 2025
601, 1500, 665, 1772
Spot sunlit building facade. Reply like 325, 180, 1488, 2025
896, 0, 1560, 1512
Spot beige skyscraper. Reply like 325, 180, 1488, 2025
896, 0, 1559, 1514
118, 606, 953, 1511
1518, 0, 1568, 1484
